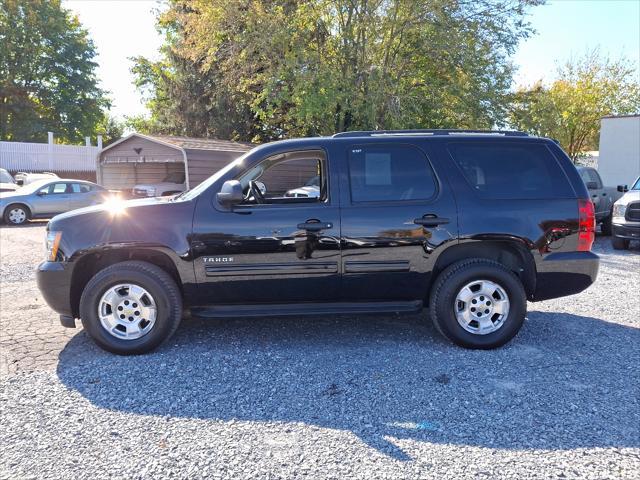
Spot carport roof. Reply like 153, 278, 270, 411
101, 133, 253, 155
150, 135, 253, 152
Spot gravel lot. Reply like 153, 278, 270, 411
1, 224, 639, 479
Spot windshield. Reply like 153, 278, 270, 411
632, 177, 640, 190
0, 169, 14, 183
178, 152, 250, 201
14, 179, 52, 194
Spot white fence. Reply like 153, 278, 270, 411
0, 137, 100, 173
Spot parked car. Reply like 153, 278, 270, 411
0, 179, 109, 225
36, 129, 598, 355
14, 171, 59, 186
0, 168, 18, 193
611, 177, 640, 250
576, 166, 617, 235
132, 171, 186, 197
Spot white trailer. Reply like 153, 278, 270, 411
598, 115, 640, 189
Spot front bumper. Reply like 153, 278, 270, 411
613, 223, 640, 240
533, 251, 599, 301
36, 261, 75, 323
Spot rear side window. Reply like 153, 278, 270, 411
447, 142, 574, 199
348, 145, 437, 202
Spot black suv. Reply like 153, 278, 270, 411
36, 130, 599, 355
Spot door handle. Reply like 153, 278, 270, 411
414, 215, 450, 227
297, 220, 333, 231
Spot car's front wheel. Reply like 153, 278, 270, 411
3, 204, 30, 225
79, 261, 182, 355
429, 258, 526, 349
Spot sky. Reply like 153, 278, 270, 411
63, 0, 640, 119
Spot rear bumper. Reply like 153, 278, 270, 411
36, 261, 75, 321
613, 223, 640, 240
533, 251, 599, 301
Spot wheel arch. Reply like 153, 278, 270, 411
3, 201, 32, 219
430, 240, 536, 303
70, 248, 182, 318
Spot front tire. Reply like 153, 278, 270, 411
79, 261, 182, 355
429, 259, 526, 349
611, 236, 630, 250
3, 204, 30, 225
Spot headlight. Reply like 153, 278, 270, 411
612, 203, 627, 218
46, 231, 62, 261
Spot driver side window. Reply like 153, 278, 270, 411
238, 150, 327, 205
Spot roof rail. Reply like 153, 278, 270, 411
332, 129, 529, 138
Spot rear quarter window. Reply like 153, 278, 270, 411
447, 141, 574, 199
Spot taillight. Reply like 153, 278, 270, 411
577, 199, 595, 251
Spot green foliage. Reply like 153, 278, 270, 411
133, 0, 541, 142
96, 114, 125, 146
0, 0, 109, 143
509, 50, 640, 161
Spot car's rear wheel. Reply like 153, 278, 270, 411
429, 258, 526, 349
611, 236, 630, 250
3, 204, 30, 225
79, 261, 182, 355
601, 215, 612, 236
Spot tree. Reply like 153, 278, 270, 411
133, 0, 541, 142
509, 50, 640, 161
96, 114, 125, 146
0, 0, 109, 143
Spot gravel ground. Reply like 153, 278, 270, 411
1, 224, 639, 479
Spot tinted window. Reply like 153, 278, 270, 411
71, 183, 92, 193
348, 145, 437, 202
448, 142, 573, 199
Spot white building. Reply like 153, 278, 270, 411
598, 114, 640, 187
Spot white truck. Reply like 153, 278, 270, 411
611, 177, 640, 249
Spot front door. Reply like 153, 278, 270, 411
191, 149, 341, 304
338, 142, 457, 302
35, 182, 71, 216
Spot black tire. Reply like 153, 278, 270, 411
429, 258, 526, 349
3, 203, 30, 225
611, 236, 629, 250
601, 215, 612, 236
79, 261, 182, 355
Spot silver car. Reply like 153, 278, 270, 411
0, 179, 109, 225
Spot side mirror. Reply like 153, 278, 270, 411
585, 181, 598, 190
216, 180, 243, 206
617, 185, 628, 193
36, 191, 46, 196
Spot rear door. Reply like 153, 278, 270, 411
338, 142, 458, 302
67, 183, 100, 210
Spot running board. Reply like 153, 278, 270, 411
191, 300, 423, 319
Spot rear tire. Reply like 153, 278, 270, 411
601, 215, 612, 236
611, 236, 630, 250
79, 261, 182, 355
429, 258, 526, 349
3, 204, 30, 225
